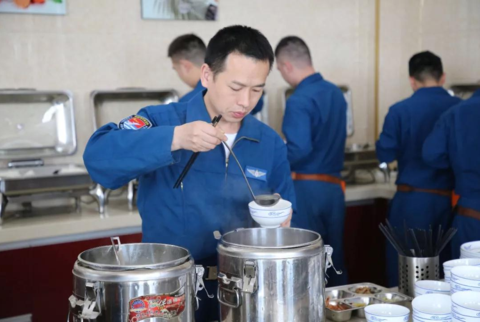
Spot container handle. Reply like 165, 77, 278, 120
68, 292, 100, 321
217, 272, 244, 308
324, 245, 343, 284
195, 266, 214, 310
217, 285, 242, 308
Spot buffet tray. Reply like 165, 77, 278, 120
325, 282, 412, 322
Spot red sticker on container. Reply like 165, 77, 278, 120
128, 294, 186, 321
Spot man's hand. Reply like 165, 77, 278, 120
281, 209, 292, 227
172, 121, 227, 152
273, 193, 292, 228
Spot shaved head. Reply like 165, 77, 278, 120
275, 36, 312, 67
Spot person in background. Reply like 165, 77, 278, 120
169, 34, 266, 115
376, 51, 461, 286
275, 36, 347, 286
84, 25, 295, 322
168, 34, 206, 103
423, 89, 480, 259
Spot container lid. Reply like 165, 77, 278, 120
220, 228, 322, 250
91, 88, 178, 130
77, 243, 191, 271
0, 89, 76, 160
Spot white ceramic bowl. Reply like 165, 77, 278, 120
415, 280, 451, 297
365, 304, 410, 322
444, 259, 480, 282
452, 311, 480, 322
451, 267, 480, 288
249, 198, 291, 228
450, 280, 480, 295
413, 314, 449, 322
461, 242, 480, 259
451, 291, 480, 318
412, 294, 451, 321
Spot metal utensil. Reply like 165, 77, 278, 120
110, 236, 125, 266
221, 142, 280, 206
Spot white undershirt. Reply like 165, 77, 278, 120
223, 133, 238, 158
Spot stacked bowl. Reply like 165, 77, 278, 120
461, 242, 480, 259
415, 280, 451, 297
444, 259, 480, 283
451, 291, 480, 322
412, 294, 452, 322
450, 266, 480, 294
365, 304, 410, 322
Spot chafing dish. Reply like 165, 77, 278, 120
0, 89, 102, 224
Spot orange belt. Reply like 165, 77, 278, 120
457, 206, 480, 221
397, 184, 452, 198
452, 193, 460, 207
291, 172, 346, 193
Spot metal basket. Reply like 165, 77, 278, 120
398, 254, 439, 297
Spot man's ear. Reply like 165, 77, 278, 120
200, 63, 213, 88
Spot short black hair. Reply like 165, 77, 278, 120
409, 51, 443, 82
168, 34, 206, 67
204, 25, 274, 75
275, 36, 312, 66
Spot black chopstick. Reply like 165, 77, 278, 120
379, 223, 406, 256
173, 115, 222, 189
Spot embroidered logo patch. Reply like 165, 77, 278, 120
119, 115, 152, 130
245, 166, 267, 182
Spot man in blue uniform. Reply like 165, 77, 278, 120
169, 34, 265, 114
275, 36, 347, 286
376, 51, 461, 286
423, 89, 480, 259
85, 26, 295, 321
168, 34, 207, 103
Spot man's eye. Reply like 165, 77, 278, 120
230, 87, 241, 92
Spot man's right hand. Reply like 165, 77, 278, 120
171, 121, 227, 152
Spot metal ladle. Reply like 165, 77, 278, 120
222, 142, 280, 207
110, 237, 126, 266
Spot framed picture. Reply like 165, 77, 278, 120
141, 0, 218, 21
0, 0, 66, 16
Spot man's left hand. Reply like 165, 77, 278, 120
280, 209, 292, 227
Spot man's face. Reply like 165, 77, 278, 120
201, 53, 269, 124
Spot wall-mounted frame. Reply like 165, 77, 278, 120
0, 0, 66, 16
141, 0, 218, 21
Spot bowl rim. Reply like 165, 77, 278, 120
451, 266, 480, 281
415, 280, 450, 290
365, 304, 410, 317
248, 199, 292, 210
412, 294, 452, 308
444, 258, 480, 268
251, 213, 290, 219
451, 291, 480, 308
452, 301, 480, 313
249, 205, 291, 212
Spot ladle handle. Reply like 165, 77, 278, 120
110, 236, 124, 265
222, 142, 256, 201
173, 115, 222, 188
